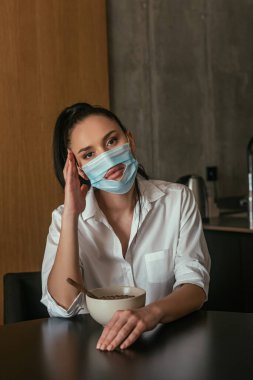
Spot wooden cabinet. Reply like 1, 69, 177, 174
204, 229, 253, 312
0, 0, 109, 324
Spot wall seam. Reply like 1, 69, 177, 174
204, 0, 216, 165
146, 0, 157, 177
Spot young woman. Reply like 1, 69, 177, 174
41, 102, 210, 351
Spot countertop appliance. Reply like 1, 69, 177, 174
177, 174, 209, 221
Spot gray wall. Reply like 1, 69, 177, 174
107, 0, 253, 198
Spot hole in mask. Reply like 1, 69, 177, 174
104, 163, 126, 181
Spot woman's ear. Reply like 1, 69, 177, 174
76, 164, 89, 181
126, 131, 136, 155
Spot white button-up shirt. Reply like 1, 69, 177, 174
41, 177, 210, 317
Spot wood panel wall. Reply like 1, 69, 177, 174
0, 0, 109, 324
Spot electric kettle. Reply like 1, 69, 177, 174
176, 174, 209, 221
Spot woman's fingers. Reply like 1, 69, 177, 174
97, 312, 131, 350
119, 323, 145, 350
107, 322, 142, 351
96, 310, 146, 351
63, 151, 70, 180
65, 151, 79, 184
96, 305, 162, 351
63, 149, 87, 215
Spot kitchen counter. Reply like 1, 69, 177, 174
203, 213, 253, 234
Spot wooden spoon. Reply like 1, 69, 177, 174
66, 277, 98, 299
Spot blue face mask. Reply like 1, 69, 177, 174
82, 143, 138, 194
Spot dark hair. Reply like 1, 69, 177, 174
53, 102, 149, 188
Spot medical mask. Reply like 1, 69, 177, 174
82, 143, 138, 194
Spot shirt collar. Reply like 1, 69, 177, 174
81, 176, 165, 222
137, 175, 165, 204
81, 187, 103, 221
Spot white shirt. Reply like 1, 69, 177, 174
41, 177, 210, 317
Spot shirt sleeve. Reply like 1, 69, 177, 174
40, 206, 88, 317
173, 186, 211, 299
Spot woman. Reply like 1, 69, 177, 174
41, 102, 210, 351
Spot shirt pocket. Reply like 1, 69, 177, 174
145, 250, 173, 284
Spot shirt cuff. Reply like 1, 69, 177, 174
173, 261, 210, 300
41, 289, 88, 318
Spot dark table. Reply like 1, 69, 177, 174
1, 311, 253, 380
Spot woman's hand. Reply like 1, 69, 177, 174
63, 150, 89, 216
96, 304, 162, 351
47, 150, 88, 308
96, 284, 206, 351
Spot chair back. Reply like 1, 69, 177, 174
3, 271, 49, 324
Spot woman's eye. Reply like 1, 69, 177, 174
107, 137, 117, 146
84, 152, 94, 160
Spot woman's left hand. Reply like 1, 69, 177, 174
96, 304, 162, 351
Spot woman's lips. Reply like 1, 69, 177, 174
104, 163, 125, 180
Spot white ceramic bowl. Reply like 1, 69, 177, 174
86, 285, 146, 326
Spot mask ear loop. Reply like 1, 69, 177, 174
121, 135, 131, 177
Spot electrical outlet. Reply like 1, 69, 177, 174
206, 166, 218, 181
